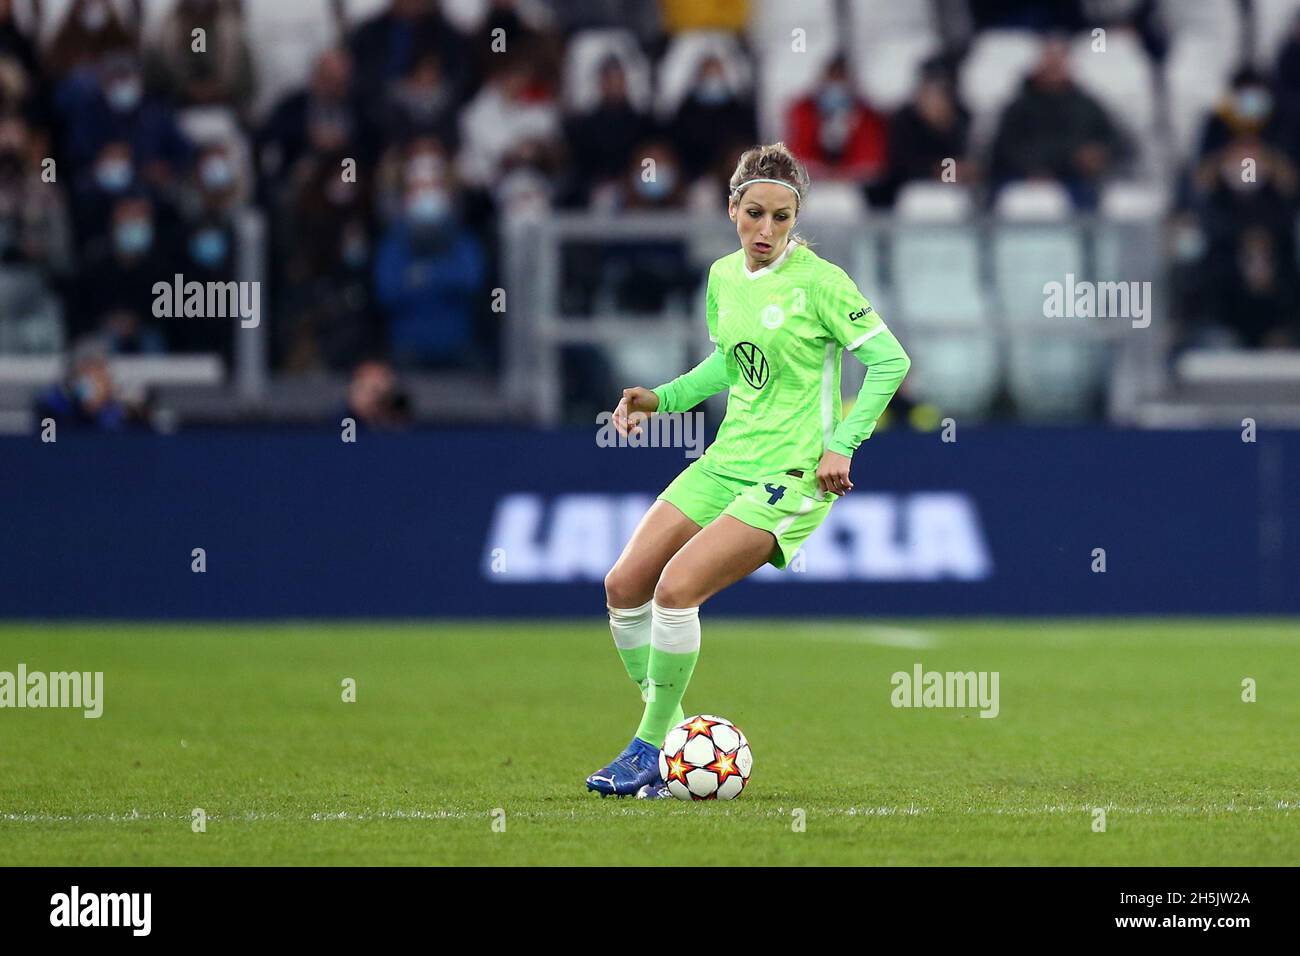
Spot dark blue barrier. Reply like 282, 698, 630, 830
0, 427, 1294, 617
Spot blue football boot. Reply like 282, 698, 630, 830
586, 737, 662, 797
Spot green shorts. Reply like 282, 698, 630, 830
657, 457, 835, 569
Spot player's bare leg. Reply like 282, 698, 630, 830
604, 500, 702, 608
653, 515, 776, 609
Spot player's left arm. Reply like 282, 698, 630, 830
814, 265, 911, 494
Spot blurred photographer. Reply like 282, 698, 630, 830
341, 357, 412, 431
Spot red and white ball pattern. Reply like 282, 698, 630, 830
658, 714, 753, 801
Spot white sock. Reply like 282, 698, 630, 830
651, 602, 701, 653
608, 599, 653, 651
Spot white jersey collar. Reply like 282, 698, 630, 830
741, 239, 797, 280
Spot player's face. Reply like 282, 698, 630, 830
730, 183, 796, 269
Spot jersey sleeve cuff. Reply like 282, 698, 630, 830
651, 384, 673, 414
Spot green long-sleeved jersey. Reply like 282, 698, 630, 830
652, 241, 910, 479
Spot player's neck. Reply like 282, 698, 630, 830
744, 239, 793, 274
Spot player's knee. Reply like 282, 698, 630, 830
653, 575, 699, 610
604, 567, 649, 609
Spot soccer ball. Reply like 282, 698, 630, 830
658, 714, 753, 800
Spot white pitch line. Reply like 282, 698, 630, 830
807, 626, 940, 649
2, 802, 1295, 824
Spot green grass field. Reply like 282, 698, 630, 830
1, 619, 1297, 866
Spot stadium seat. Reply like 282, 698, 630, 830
340, 0, 391, 27
844, 0, 940, 110
0, 267, 64, 356
654, 30, 755, 121
890, 183, 999, 416
846, 0, 935, 36
893, 184, 984, 326
894, 181, 973, 221
136, 0, 177, 43
851, 232, 888, 317
903, 338, 1002, 417
1099, 181, 1168, 221
993, 180, 1072, 222
800, 180, 867, 222
750, 0, 838, 140
242, 0, 341, 119
858, 31, 941, 112
958, 30, 1044, 152
1252, 0, 1300, 69
994, 183, 1104, 419
1096, 182, 1169, 279
1164, 35, 1238, 164
562, 28, 654, 114
1160, 0, 1243, 49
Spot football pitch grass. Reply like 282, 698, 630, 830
1, 619, 1296, 866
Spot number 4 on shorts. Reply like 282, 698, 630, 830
764, 483, 786, 505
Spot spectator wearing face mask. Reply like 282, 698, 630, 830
34, 336, 138, 430
61, 51, 193, 190
373, 149, 486, 368
45, 0, 136, 81
785, 53, 888, 189
71, 139, 137, 252
185, 142, 244, 216
146, 0, 255, 118
613, 137, 687, 210
666, 54, 757, 184
1197, 70, 1287, 159
1187, 128, 1299, 348
74, 193, 173, 343
576, 138, 693, 314
167, 143, 241, 356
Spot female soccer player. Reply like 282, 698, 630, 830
586, 142, 911, 798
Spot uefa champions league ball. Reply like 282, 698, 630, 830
658, 714, 753, 800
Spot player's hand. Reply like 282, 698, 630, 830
612, 387, 660, 438
816, 450, 853, 496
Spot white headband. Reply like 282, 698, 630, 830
731, 178, 801, 204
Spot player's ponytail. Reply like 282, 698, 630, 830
727, 142, 811, 247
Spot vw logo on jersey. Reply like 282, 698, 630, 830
760, 303, 786, 329
733, 341, 769, 389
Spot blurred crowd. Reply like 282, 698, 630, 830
2, 0, 1299, 430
